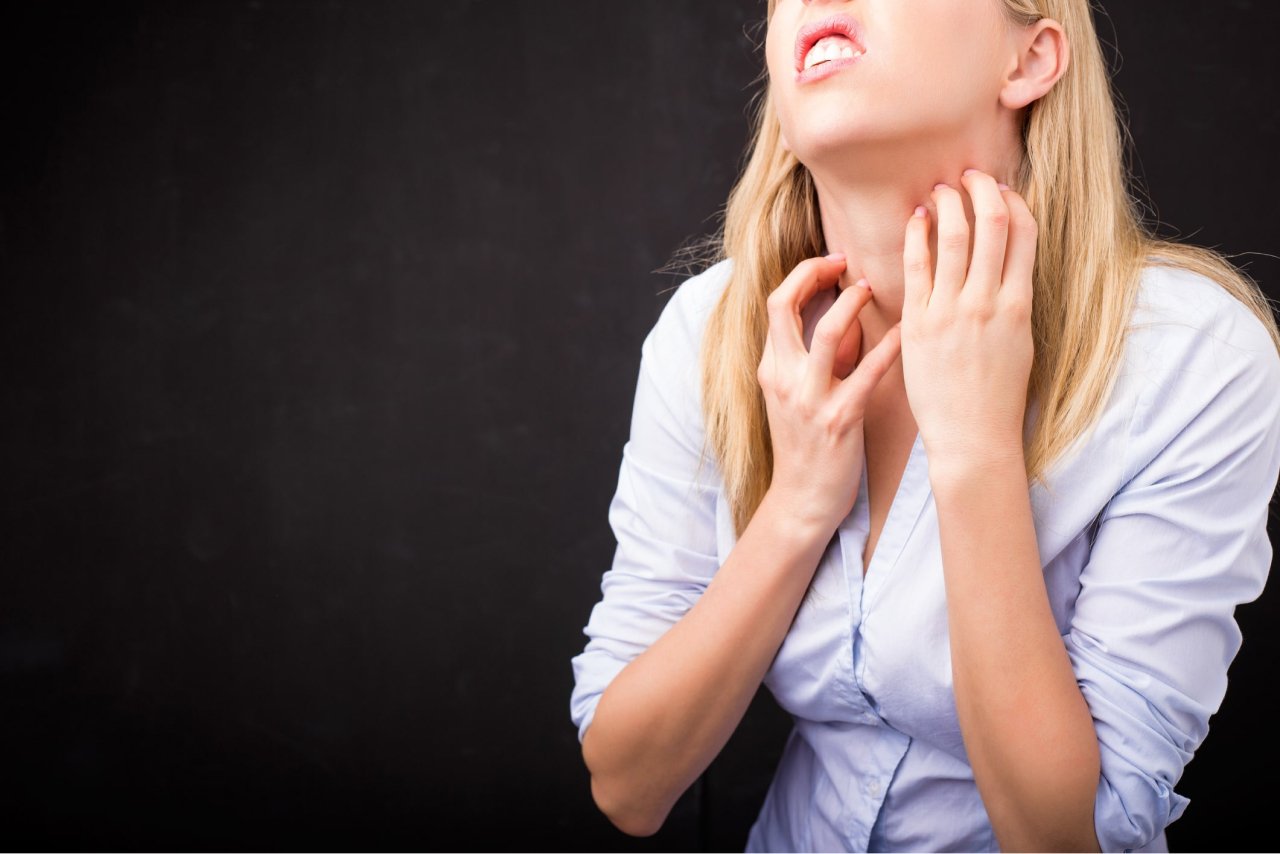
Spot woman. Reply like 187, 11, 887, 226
570, 0, 1280, 850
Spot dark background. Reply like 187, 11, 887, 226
3, 1, 1277, 850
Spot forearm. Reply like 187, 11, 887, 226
931, 455, 1101, 852
582, 489, 832, 837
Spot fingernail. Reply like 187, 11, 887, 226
913, 205, 927, 218
825, 251, 846, 261
854, 277, 870, 290
963, 168, 979, 176
997, 182, 1010, 190
933, 183, 949, 191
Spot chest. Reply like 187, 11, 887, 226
860, 398, 919, 575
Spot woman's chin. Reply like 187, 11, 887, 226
790, 131, 875, 165
788, 120, 923, 173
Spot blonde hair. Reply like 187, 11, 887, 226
676, 0, 1280, 538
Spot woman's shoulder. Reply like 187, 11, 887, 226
1128, 259, 1277, 357
1119, 259, 1280, 458
640, 257, 736, 380
1124, 260, 1280, 392
630, 258, 736, 438
1031, 260, 1280, 543
649, 257, 736, 344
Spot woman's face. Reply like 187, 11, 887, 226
765, 0, 1018, 164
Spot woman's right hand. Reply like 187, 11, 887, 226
757, 253, 904, 536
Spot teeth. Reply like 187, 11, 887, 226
803, 35, 864, 70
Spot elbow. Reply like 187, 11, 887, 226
589, 772, 667, 837
581, 724, 670, 838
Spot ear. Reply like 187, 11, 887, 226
780, 128, 792, 153
999, 18, 1069, 111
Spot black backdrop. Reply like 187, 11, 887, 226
4, 2, 1278, 850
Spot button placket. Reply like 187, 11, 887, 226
836, 477, 870, 715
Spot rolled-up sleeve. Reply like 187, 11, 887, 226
569, 271, 726, 745
1064, 292, 1280, 852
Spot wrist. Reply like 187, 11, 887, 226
926, 444, 1027, 492
758, 487, 839, 547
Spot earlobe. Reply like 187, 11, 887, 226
999, 19, 1070, 111
780, 129, 792, 153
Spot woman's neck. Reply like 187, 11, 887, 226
809, 142, 1023, 361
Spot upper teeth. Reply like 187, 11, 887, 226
803, 35, 864, 70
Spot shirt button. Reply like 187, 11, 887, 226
868, 779, 881, 796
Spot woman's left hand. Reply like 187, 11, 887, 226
900, 169, 1037, 475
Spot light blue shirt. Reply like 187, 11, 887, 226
569, 257, 1280, 852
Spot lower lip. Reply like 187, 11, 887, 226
795, 54, 863, 85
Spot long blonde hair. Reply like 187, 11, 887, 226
678, 0, 1280, 538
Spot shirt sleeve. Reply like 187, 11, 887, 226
1063, 290, 1280, 852
569, 269, 726, 746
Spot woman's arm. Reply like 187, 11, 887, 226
932, 286, 1280, 851
582, 489, 830, 836
902, 171, 1280, 851
579, 253, 904, 837
583, 256, 902, 836
930, 453, 1102, 852
899, 172, 1101, 849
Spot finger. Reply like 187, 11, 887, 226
767, 254, 848, 365
903, 206, 933, 318
930, 183, 969, 303
998, 186, 1038, 307
832, 315, 863, 380
802, 279, 873, 399
834, 323, 903, 417
959, 169, 1010, 302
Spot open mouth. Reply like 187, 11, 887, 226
795, 14, 867, 73
802, 35, 864, 71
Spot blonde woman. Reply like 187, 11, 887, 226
569, 0, 1280, 850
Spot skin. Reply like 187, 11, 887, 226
759, 1, 1104, 850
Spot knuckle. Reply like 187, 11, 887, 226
819, 411, 845, 436
940, 230, 969, 252
812, 321, 844, 348
904, 256, 930, 275
1003, 292, 1032, 320
984, 210, 1010, 230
